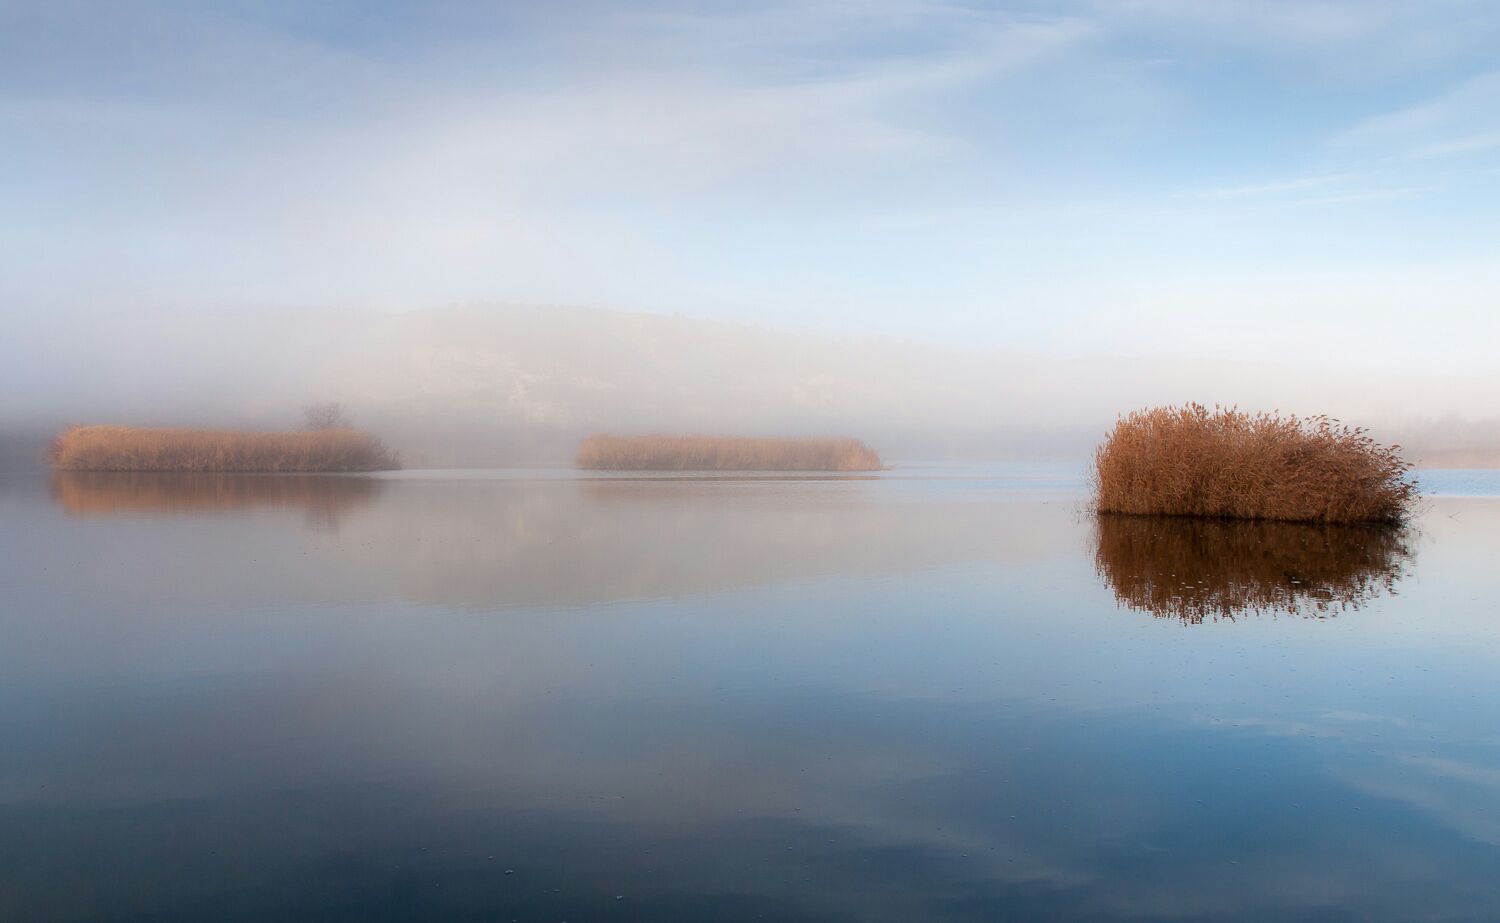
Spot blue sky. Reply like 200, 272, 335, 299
4, 0, 1499, 370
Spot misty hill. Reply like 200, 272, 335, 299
307, 307, 1500, 466
308, 307, 1033, 463
6, 305, 1500, 467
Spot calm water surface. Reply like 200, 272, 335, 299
3, 466, 1499, 921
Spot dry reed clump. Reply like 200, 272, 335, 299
1093, 514, 1411, 624
576, 434, 882, 471
1091, 404, 1416, 524
49, 425, 399, 473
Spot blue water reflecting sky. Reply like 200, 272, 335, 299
1, 469, 1498, 920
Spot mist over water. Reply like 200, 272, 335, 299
6, 305, 1500, 468
7, 2, 1500, 920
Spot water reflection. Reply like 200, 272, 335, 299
6, 472, 1500, 921
49, 470, 382, 529
36, 472, 1073, 610
1092, 514, 1411, 623
314, 477, 1070, 610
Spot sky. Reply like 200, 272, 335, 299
4, 0, 1500, 374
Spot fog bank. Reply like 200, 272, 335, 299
4, 305, 1498, 468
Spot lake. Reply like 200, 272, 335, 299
2, 466, 1499, 921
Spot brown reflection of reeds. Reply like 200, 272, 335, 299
1092, 514, 1411, 624
50, 471, 382, 529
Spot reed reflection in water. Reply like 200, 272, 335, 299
49, 471, 382, 530
1092, 514, 1412, 623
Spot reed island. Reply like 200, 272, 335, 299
49, 425, 399, 473
1091, 403, 1416, 525
576, 435, 882, 471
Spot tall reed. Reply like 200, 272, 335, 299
576, 435, 882, 471
1091, 404, 1416, 524
49, 426, 399, 473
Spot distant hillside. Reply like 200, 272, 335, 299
308, 306, 1008, 438
1397, 419, 1500, 469
6, 304, 1500, 467
303, 306, 1500, 466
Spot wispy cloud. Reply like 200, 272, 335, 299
1194, 172, 1363, 199
1338, 70, 1500, 161
1407, 131, 1500, 160
1339, 753, 1500, 846
4, 0, 1500, 374
1091, 0, 1496, 67
1184, 65, 1500, 210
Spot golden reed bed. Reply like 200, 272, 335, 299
1091, 404, 1416, 524
576, 435, 882, 471
1093, 514, 1410, 623
49, 425, 399, 473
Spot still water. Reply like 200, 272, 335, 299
2, 466, 1499, 921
